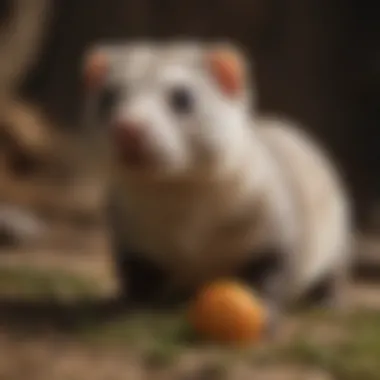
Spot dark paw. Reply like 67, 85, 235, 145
114, 253, 168, 308
237, 250, 281, 290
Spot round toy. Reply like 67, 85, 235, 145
188, 280, 267, 345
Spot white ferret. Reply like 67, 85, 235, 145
82, 41, 351, 327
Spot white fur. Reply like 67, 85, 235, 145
257, 119, 351, 295
94, 42, 351, 298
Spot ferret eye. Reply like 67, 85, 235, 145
168, 86, 194, 114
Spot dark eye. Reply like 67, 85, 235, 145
168, 86, 194, 114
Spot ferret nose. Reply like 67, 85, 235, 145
111, 119, 144, 144
110, 119, 148, 164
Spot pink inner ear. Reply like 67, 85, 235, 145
207, 50, 244, 97
83, 51, 108, 91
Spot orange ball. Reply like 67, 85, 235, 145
188, 280, 267, 345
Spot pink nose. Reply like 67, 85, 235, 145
110, 119, 147, 164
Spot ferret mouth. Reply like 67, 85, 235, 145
113, 143, 159, 171
116, 147, 149, 168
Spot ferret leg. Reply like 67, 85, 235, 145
258, 244, 306, 338
114, 249, 194, 308
307, 258, 350, 312
238, 249, 286, 338
262, 248, 351, 338
106, 192, 168, 307
261, 271, 289, 338
113, 247, 168, 306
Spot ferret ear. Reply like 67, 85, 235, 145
205, 45, 247, 97
82, 48, 109, 91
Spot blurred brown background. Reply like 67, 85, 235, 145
2, 0, 380, 228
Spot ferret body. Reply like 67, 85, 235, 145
83, 42, 351, 322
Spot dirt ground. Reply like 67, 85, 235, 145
0, 218, 380, 380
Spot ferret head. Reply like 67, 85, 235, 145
82, 41, 255, 180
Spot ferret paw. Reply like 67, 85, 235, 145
114, 253, 169, 309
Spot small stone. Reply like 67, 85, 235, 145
0, 204, 46, 247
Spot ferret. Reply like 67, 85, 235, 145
82, 41, 352, 331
